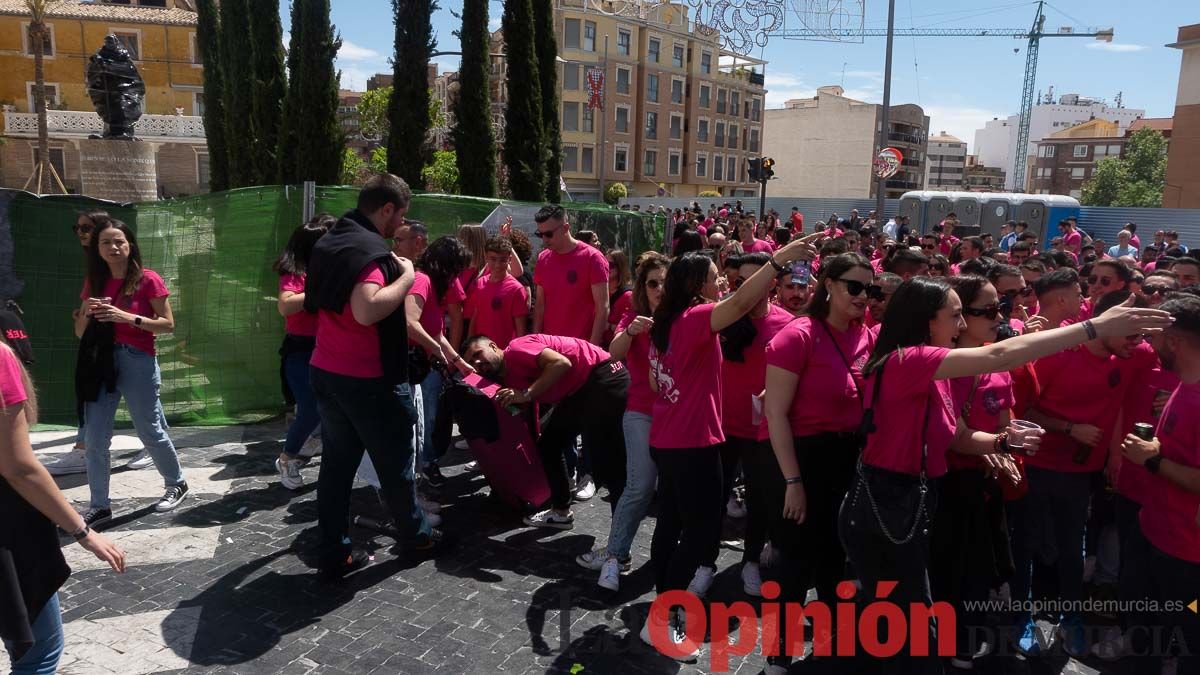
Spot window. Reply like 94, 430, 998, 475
1070, 167, 1085, 179
32, 147, 65, 181
112, 31, 140, 60
565, 19, 580, 49
1069, 189, 1082, 199
616, 67, 631, 94
695, 153, 707, 177
716, 89, 726, 114
583, 21, 596, 51
25, 82, 59, 112
727, 156, 736, 182
563, 64, 580, 90
728, 124, 738, 149
669, 151, 681, 176
581, 146, 594, 174
615, 146, 628, 172
730, 91, 740, 113
196, 152, 210, 190
1038, 144, 1056, 158
190, 32, 201, 65
713, 154, 724, 181
648, 38, 660, 63
673, 44, 685, 68
562, 102, 579, 132
749, 128, 759, 153
671, 78, 683, 104
697, 119, 709, 142
1108, 144, 1121, 155
751, 98, 761, 122
701, 51, 712, 74
715, 122, 725, 147
616, 106, 629, 133
563, 145, 579, 172
1073, 144, 1088, 158
699, 85, 710, 108
644, 150, 657, 176
582, 106, 594, 133
646, 74, 658, 102
669, 114, 682, 140
617, 29, 631, 56
25, 23, 53, 56
1094, 145, 1107, 158
193, 91, 205, 116
645, 111, 657, 139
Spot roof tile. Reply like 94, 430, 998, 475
0, 0, 197, 27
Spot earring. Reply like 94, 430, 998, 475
826, 291, 832, 301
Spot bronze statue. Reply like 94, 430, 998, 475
85, 35, 146, 140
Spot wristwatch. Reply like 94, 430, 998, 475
70, 524, 91, 541
1144, 455, 1164, 474
134, 316, 143, 328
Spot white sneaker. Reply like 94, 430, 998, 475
1090, 626, 1129, 662
742, 561, 763, 597
417, 495, 441, 514
639, 610, 699, 662
43, 449, 88, 476
576, 547, 609, 570
154, 482, 189, 512
299, 434, 322, 458
423, 510, 442, 527
522, 509, 574, 529
126, 449, 154, 470
726, 495, 747, 518
275, 457, 305, 490
598, 557, 621, 591
573, 474, 596, 501
464, 460, 481, 472
687, 565, 716, 599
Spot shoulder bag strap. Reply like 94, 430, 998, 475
816, 320, 865, 408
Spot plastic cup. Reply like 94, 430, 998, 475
1008, 420, 1043, 449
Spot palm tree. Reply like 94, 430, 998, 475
23, 0, 66, 194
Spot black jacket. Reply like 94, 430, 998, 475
305, 209, 408, 384
75, 319, 117, 417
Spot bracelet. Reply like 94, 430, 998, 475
785, 476, 803, 485
70, 524, 91, 541
768, 258, 787, 274
1082, 320, 1098, 340
1144, 455, 1164, 474
451, 354, 463, 363
993, 431, 1009, 454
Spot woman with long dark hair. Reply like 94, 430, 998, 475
604, 249, 632, 346
640, 237, 817, 656
273, 214, 333, 490
838, 277, 1169, 673
407, 236, 475, 487
576, 252, 669, 592
760, 252, 876, 673
71, 219, 189, 526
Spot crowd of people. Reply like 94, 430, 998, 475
2, 174, 1199, 675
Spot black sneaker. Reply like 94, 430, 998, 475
154, 482, 189, 512
82, 507, 112, 528
422, 464, 447, 488
407, 528, 455, 558
318, 548, 371, 582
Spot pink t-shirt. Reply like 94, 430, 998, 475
861, 346, 956, 478
721, 304, 794, 440
464, 274, 527, 348
409, 272, 466, 352
0, 344, 28, 409
1117, 364, 1180, 505
939, 235, 959, 256
1063, 230, 1082, 255
310, 264, 386, 378
280, 273, 317, 337
765, 317, 874, 436
947, 371, 1015, 471
616, 310, 654, 415
80, 269, 170, 356
458, 267, 482, 299
605, 290, 632, 345
534, 243, 610, 340
1140, 381, 1200, 563
501, 334, 610, 404
743, 239, 774, 255
649, 304, 724, 449
1027, 343, 1151, 472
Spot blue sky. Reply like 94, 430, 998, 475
283, 1, 1195, 152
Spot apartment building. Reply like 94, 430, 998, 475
925, 131, 967, 190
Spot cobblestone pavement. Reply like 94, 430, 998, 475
6, 422, 1142, 674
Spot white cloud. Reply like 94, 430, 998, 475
338, 66, 372, 92
488, 18, 502, 31
1086, 42, 1147, 53
339, 39, 383, 62
839, 69, 883, 81
765, 71, 805, 88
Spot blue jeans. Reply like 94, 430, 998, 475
3, 593, 62, 675
282, 349, 321, 457
605, 411, 655, 559
84, 344, 185, 510
416, 367, 444, 468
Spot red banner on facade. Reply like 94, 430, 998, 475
586, 68, 605, 110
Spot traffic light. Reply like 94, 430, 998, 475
762, 157, 775, 180
747, 157, 762, 182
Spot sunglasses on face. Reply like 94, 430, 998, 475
921, 244, 936, 251
1088, 275, 1116, 288
645, 279, 662, 290
535, 225, 561, 239
838, 278, 870, 297
963, 303, 1002, 320
1142, 284, 1172, 296
1001, 287, 1035, 299
73, 223, 93, 234
866, 285, 887, 302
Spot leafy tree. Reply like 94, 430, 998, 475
531, 0, 560, 202
369, 146, 388, 174
388, 0, 438, 188
248, 0, 287, 183
220, 0, 257, 187
500, 0, 544, 201
698, 190, 722, 198
195, 0, 228, 191
452, 0, 497, 197
1081, 128, 1168, 208
276, 0, 304, 183
603, 181, 627, 205
421, 150, 460, 193
23, 0, 66, 194
278, 0, 343, 184
357, 87, 392, 141
340, 147, 366, 185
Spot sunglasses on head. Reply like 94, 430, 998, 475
963, 303, 1002, 320
838, 278, 870, 297
73, 223, 93, 234
1087, 275, 1116, 287
1142, 284, 1172, 296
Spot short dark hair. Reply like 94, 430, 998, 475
959, 257, 995, 277
1017, 231, 1038, 242
1010, 241, 1034, 256
534, 205, 566, 224
406, 220, 428, 238
1096, 259, 1133, 284
1015, 221, 1028, 230
357, 173, 412, 214
1160, 294, 1200, 338
1095, 290, 1145, 316
1034, 268, 1080, 299
1019, 259, 1047, 274
886, 248, 928, 276
963, 236, 984, 253
485, 235, 513, 256
986, 264, 1022, 284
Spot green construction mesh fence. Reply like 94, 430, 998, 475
5, 186, 661, 426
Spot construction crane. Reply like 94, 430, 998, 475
772, 1, 1113, 192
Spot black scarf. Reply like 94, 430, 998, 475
305, 209, 408, 384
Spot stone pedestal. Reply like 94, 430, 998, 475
79, 138, 157, 202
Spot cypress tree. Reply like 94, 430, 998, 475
219, 0, 256, 187
501, 0, 544, 201
453, 0, 496, 197
531, 0, 560, 203
195, 0, 228, 191
388, 0, 438, 188
276, 0, 304, 183
248, 0, 287, 183
295, 0, 344, 184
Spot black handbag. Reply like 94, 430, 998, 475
845, 359, 934, 545
408, 345, 432, 385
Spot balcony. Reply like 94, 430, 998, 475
885, 179, 922, 190
3, 110, 206, 142
887, 131, 923, 145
